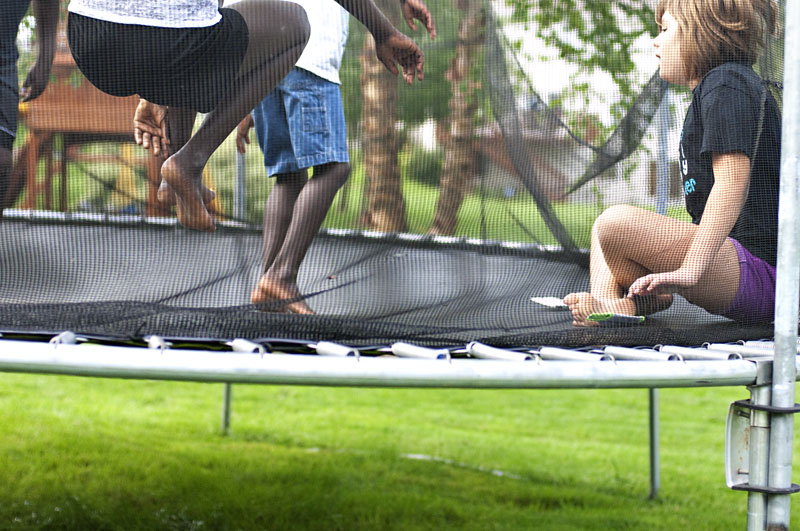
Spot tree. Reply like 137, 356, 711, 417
429, 0, 485, 235
504, 0, 655, 126
359, 0, 406, 232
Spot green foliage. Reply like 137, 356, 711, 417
401, 145, 444, 187
502, 0, 657, 138
341, 0, 468, 128
505, 1, 655, 79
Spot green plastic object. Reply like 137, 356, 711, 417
587, 313, 646, 326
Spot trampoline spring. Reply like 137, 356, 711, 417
49, 331, 84, 347
603, 345, 675, 361
704, 343, 779, 359
391, 342, 451, 361
742, 339, 800, 353
314, 341, 360, 358
145, 335, 172, 352
466, 342, 535, 362
537, 347, 611, 362
226, 339, 267, 356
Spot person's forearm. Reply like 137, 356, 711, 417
681, 194, 738, 278
32, 0, 58, 65
334, 0, 396, 42
680, 153, 750, 279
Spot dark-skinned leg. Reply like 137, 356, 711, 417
155, 107, 216, 209
160, 0, 311, 231
252, 162, 350, 314
0, 145, 11, 217
259, 170, 307, 272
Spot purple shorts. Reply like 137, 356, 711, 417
718, 239, 776, 324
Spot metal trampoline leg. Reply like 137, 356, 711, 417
747, 384, 771, 531
222, 383, 233, 435
649, 388, 660, 499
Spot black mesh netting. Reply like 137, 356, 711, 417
0, 1, 784, 348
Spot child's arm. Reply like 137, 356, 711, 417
334, 0, 424, 84
628, 151, 750, 295
20, 0, 58, 102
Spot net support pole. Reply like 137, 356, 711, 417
767, 0, 800, 527
648, 86, 672, 500
234, 151, 247, 221
655, 88, 672, 214
747, 383, 771, 530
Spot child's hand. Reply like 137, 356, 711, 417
375, 31, 424, 85
401, 0, 436, 39
628, 268, 701, 297
133, 99, 169, 158
236, 114, 253, 154
20, 59, 52, 102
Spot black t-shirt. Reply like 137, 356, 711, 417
679, 62, 781, 266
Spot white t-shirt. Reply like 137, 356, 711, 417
292, 0, 350, 85
67, 0, 221, 28
225, 0, 350, 85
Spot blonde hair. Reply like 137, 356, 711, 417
655, 0, 779, 82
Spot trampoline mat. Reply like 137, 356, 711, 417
0, 218, 773, 348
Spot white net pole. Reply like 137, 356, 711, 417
768, 0, 800, 528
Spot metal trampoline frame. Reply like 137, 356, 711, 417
0, 2, 798, 529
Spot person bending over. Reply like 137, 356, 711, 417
66, 0, 424, 232
564, 0, 781, 326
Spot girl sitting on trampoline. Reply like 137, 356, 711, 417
66, 0, 424, 232
564, 0, 781, 326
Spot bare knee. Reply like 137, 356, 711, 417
234, 1, 310, 50
275, 170, 309, 192
282, 2, 311, 47
593, 204, 645, 251
317, 162, 351, 189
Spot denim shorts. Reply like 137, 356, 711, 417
251, 68, 349, 176
0, 0, 32, 148
718, 238, 776, 324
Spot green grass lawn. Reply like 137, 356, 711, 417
2, 373, 798, 530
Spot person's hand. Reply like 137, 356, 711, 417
375, 31, 424, 85
236, 114, 253, 154
401, 0, 436, 39
627, 268, 701, 298
133, 99, 169, 158
20, 59, 52, 102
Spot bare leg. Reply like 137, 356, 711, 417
252, 162, 351, 314
259, 170, 308, 271
0, 145, 11, 217
155, 107, 215, 208
161, 0, 311, 230
564, 205, 739, 326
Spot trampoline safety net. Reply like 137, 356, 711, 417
0, 0, 786, 349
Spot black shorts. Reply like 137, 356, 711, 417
67, 9, 248, 113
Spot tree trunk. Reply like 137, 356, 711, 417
429, 0, 484, 236
359, 0, 406, 232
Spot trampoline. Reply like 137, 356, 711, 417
0, 212, 776, 347
2, 1, 799, 528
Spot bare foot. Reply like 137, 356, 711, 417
251, 274, 314, 315
563, 292, 637, 327
160, 156, 215, 231
563, 292, 599, 327
157, 180, 217, 209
